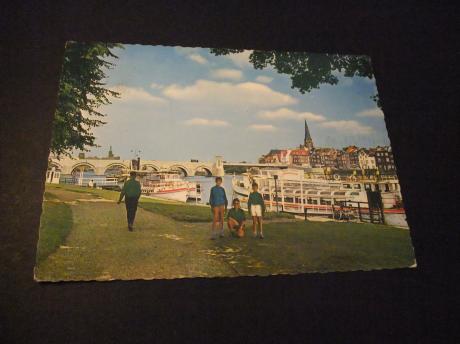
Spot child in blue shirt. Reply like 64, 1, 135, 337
209, 176, 228, 239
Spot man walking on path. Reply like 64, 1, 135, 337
118, 171, 142, 231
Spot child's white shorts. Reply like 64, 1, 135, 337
250, 205, 262, 217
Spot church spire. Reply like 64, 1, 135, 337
304, 120, 314, 150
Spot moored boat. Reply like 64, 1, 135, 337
232, 168, 405, 218
122, 170, 198, 203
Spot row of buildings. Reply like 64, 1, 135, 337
259, 121, 396, 174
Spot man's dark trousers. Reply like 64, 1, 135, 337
125, 197, 139, 226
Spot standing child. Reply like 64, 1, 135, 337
209, 176, 228, 239
248, 183, 265, 239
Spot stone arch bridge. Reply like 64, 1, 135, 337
49, 157, 218, 177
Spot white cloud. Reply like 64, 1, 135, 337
150, 82, 165, 90
258, 108, 326, 122
255, 76, 273, 84
249, 124, 277, 132
183, 118, 230, 127
341, 78, 354, 87
319, 120, 374, 135
333, 72, 354, 87
211, 68, 243, 81
163, 80, 297, 108
188, 54, 208, 65
174, 47, 209, 65
175, 47, 200, 55
362, 76, 375, 84
356, 108, 384, 118
225, 50, 252, 68
110, 85, 166, 104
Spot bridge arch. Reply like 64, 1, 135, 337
104, 163, 128, 175
169, 165, 190, 177
194, 165, 213, 176
142, 163, 160, 172
71, 163, 96, 175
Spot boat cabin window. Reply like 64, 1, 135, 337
320, 198, 331, 205
350, 192, 360, 196
307, 191, 318, 195
384, 184, 390, 192
342, 184, 351, 189
334, 191, 346, 196
320, 191, 331, 196
353, 184, 361, 189
364, 183, 372, 190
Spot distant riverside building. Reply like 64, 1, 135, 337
358, 149, 377, 170
258, 119, 395, 174
343, 145, 360, 169
260, 149, 281, 163
336, 150, 351, 170
290, 148, 309, 166
279, 149, 291, 164
312, 148, 338, 168
374, 146, 396, 174
309, 149, 323, 167
82, 146, 121, 160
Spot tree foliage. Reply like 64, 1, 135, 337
51, 42, 122, 156
210, 49, 380, 107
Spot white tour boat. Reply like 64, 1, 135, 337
232, 168, 405, 217
129, 171, 198, 203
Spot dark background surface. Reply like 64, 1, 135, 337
1, 1, 459, 343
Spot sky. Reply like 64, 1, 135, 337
87, 44, 390, 162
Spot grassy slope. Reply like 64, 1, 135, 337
36, 192, 73, 263
36, 184, 415, 281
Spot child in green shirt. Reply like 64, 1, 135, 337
227, 198, 246, 238
248, 183, 265, 239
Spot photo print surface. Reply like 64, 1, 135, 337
36, 43, 415, 281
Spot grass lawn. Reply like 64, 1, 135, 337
36, 192, 73, 263
35, 184, 416, 281
47, 184, 294, 222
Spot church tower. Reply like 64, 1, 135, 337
304, 120, 314, 150
108, 145, 114, 158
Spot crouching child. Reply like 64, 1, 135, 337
227, 198, 246, 238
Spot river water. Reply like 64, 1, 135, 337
185, 175, 236, 205
63, 172, 408, 227
62, 172, 237, 205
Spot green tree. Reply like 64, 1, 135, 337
51, 42, 123, 156
210, 49, 381, 108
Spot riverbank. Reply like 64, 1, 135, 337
35, 184, 416, 281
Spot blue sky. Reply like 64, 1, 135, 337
88, 44, 390, 162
